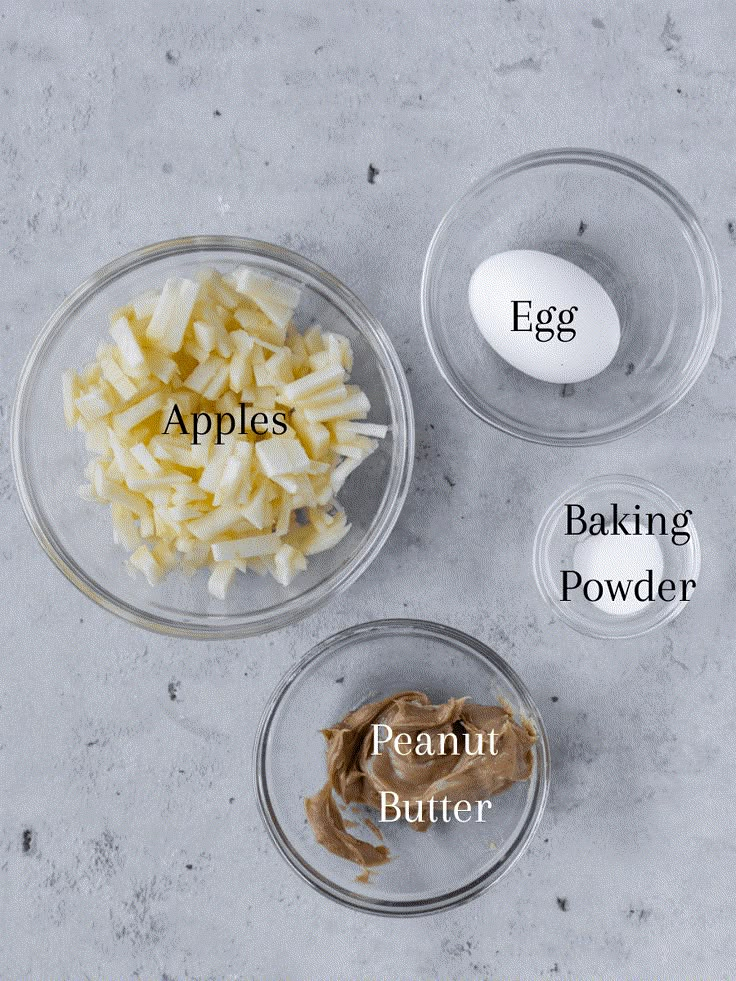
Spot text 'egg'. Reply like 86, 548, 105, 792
468, 249, 621, 384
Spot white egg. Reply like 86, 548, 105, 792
572, 523, 664, 617
468, 249, 621, 384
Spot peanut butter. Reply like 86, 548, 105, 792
305, 690, 536, 870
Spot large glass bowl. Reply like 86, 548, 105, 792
255, 619, 550, 916
421, 148, 721, 445
11, 237, 414, 638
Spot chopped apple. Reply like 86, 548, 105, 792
273, 543, 307, 586
110, 316, 145, 371
255, 436, 310, 478
62, 371, 81, 427
280, 364, 344, 403
64, 266, 387, 597
210, 531, 283, 562
128, 545, 163, 585
131, 289, 160, 321
115, 391, 164, 432
208, 561, 237, 600
146, 277, 199, 353
76, 388, 113, 422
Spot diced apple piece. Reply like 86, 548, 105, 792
165, 503, 204, 523
126, 472, 191, 491
304, 511, 350, 555
146, 277, 199, 353
90, 476, 114, 513
255, 436, 310, 478
62, 371, 81, 427
148, 435, 174, 462
231, 267, 301, 312
330, 457, 362, 493
210, 531, 283, 562
303, 326, 325, 354
270, 473, 300, 495
250, 336, 285, 355
106, 427, 137, 474
233, 306, 287, 347
304, 391, 370, 423
130, 442, 163, 475
115, 391, 163, 432
216, 393, 238, 420
111, 503, 142, 551
289, 409, 330, 459
208, 561, 237, 600
139, 512, 155, 538
80, 362, 102, 386
184, 355, 224, 395
251, 387, 278, 412
76, 388, 113, 422
331, 440, 374, 461
132, 289, 160, 321
325, 332, 353, 372
288, 331, 309, 372
214, 442, 252, 506
84, 421, 110, 454
307, 350, 332, 372
203, 363, 230, 400
294, 384, 347, 408
230, 329, 255, 354
179, 542, 210, 566
272, 543, 307, 586
187, 504, 243, 541
253, 349, 292, 388
280, 364, 344, 403
199, 438, 233, 493
146, 350, 178, 385
100, 356, 138, 400
110, 316, 146, 371
196, 267, 241, 310
228, 350, 250, 392
251, 296, 293, 330
193, 318, 232, 358
334, 421, 389, 439
152, 541, 178, 572
172, 483, 209, 504
239, 483, 271, 529
128, 545, 163, 585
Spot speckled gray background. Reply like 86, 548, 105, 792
2, 1, 735, 978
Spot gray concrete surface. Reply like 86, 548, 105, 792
2, 0, 736, 977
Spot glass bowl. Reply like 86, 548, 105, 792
255, 619, 550, 916
11, 237, 414, 639
533, 474, 701, 639
421, 148, 721, 446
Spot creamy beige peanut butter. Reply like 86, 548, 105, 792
305, 690, 536, 870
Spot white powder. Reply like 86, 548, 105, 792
572, 520, 665, 617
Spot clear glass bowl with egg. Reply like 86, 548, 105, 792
11, 237, 414, 638
533, 474, 701, 639
255, 619, 550, 916
421, 148, 721, 445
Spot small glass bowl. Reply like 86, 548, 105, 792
421, 148, 721, 446
11, 237, 414, 639
533, 475, 701, 639
255, 619, 550, 916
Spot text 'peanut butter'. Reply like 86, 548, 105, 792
305, 690, 536, 872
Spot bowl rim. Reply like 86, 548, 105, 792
420, 146, 722, 446
532, 473, 702, 639
11, 236, 415, 639
254, 618, 551, 916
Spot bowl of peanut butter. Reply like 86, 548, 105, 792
255, 619, 550, 915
